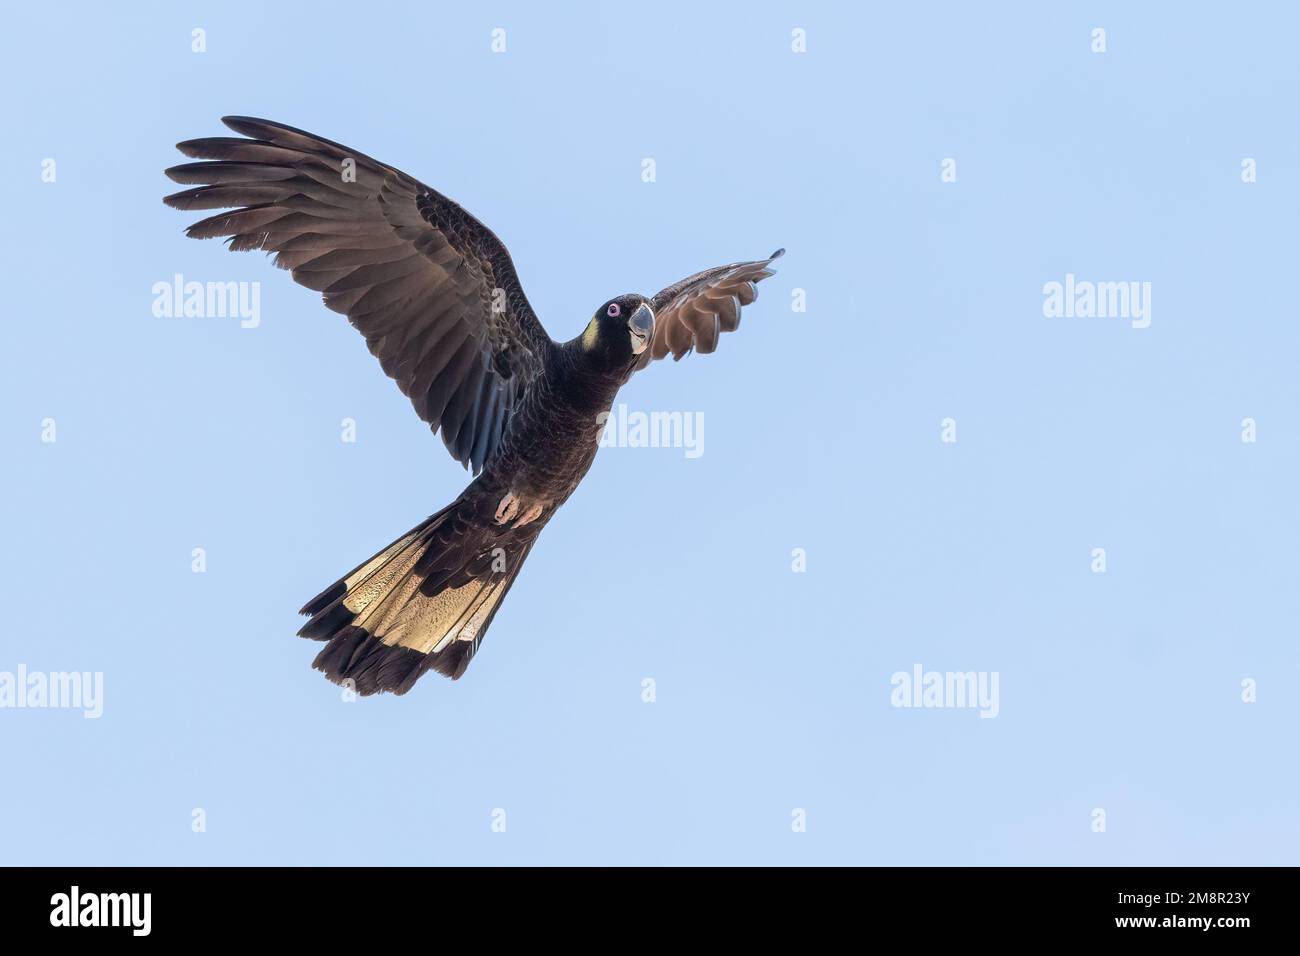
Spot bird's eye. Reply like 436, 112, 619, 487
606, 303, 621, 318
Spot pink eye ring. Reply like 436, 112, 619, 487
606, 303, 621, 318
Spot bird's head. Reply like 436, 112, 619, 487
580, 294, 655, 370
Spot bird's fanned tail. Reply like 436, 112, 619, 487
299, 496, 539, 694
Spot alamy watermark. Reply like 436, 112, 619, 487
1042, 273, 1151, 329
152, 274, 261, 329
890, 663, 999, 718
0, 665, 103, 719
50, 886, 150, 936
597, 403, 704, 459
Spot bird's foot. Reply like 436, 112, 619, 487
494, 492, 521, 525
494, 491, 545, 528
514, 502, 545, 527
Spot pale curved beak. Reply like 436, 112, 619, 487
628, 303, 654, 355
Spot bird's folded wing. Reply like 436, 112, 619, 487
633, 249, 784, 371
164, 116, 553, 473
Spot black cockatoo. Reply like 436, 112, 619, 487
165, 117, 782, 695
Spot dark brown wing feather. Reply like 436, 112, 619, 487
164, 116, 553, 473
634, 249, 784, 371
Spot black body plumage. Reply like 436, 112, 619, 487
165, 116, 782, 694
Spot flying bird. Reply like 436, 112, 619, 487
165, 117, 782, 695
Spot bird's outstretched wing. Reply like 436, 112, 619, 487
164, 116, 553, 473
633, 249, 784, 371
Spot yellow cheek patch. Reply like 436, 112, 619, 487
582, 318, 600, 351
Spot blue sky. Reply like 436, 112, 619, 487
1, 1, 1297, 865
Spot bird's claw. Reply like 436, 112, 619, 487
495, 493, 520, 525
515, 503, 544, 527
495, 492, 544, 528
